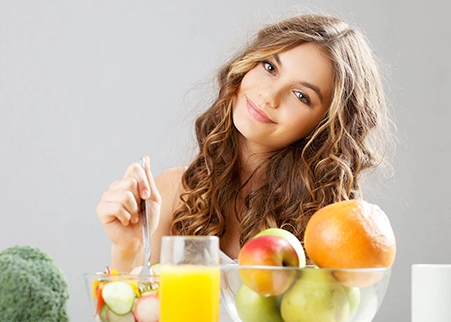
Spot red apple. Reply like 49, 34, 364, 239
254, 228, 306, 268
238, 235, 299, 296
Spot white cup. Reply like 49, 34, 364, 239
412, 264, 451, 322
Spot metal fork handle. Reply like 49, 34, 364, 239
138, 157, 152, 275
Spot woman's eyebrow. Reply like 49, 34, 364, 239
300, 81, 323, 103
274, 54, 282, 66
273, 54, 324, 103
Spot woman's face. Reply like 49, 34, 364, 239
233, 42, 334, 153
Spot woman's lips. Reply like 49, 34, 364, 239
246, 97, 275, 123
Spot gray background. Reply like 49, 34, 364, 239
0, 0, 449, 321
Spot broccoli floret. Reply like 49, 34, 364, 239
0, 245, 69, 321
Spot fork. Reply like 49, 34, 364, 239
137, 157, 153, 277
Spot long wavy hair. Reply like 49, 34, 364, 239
171, 14, 391, 248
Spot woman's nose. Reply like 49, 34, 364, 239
259, 85, 280, 109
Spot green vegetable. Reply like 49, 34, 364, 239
0, 245, 69, 322
102, 281, 136, 315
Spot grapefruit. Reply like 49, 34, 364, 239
304, 199, 396, 287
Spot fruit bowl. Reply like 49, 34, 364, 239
220, 265, 391, 322
84, 272, 160, 322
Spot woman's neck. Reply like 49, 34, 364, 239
237, 135, 274, 188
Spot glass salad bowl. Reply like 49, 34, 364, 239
84, 271, 160, 322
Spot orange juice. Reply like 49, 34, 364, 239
160, 265, 220, 322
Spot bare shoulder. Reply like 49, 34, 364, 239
150, 167, 187, 263
155, 167, 186, 190
155, 167, 186, 211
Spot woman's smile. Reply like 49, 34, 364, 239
246, 96, 276, 123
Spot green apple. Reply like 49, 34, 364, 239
344, 285, 361, 319
255, 228, 306, 268
238, 235, 299, 296
236, 283, 283, 322
280, 269, 350, 322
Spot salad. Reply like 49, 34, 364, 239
91, 266, 160, 322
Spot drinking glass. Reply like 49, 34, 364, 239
159, 236, 220, 322
412, 264, 451, 322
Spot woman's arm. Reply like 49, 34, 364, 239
149, 167, 186, 264
96, 159, 185, 272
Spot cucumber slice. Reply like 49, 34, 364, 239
106, 309, 135, 322
150, 263, 160, 276
102, 281, 136, 316
141, 288, 158, 296
99, 305, 109, 322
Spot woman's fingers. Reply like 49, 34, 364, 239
144, 157, 162, 204
101, 189, 140, 219
97, 198, 133, 226
108, 177, 140, 200
97, 157, 161, 229
140, 156, 151, 200
123, 158, 151, 200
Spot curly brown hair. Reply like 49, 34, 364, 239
170, 14, 391, 248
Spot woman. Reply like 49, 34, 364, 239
96, 13, 391, 272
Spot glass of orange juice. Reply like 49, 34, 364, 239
159, 236, 220, 322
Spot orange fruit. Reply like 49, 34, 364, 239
304, 199, 396, 287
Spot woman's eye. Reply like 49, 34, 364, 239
263, 61, 276, 74
295, 91, 311, 105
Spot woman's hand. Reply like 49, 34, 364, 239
96, 156, 161, 271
